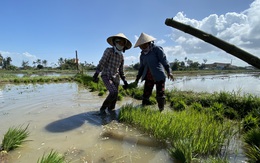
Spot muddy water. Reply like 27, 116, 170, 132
0, 83, 172, 163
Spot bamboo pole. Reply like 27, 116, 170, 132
165, 18, 260, 69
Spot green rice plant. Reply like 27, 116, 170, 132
98, 90, 105, 96
44, 78, 51, 82
208, 102, 225, 122
242, 113, 259, 132
198, 96, 214, 107
223, 107, 239, 120
217, 91, 232, 104
190, 102, 203, 112
243, 128, 260, 163
168, 139, 193, 163
117, 93, 123, 101
170, 98, 187, 111
244, 145, 260, 163
119, 86, 127, 96
214, 91, 260, 118
37, 150, 65, 163
53, 78, 59, 82
149, 96, 157, 105
243, 127, 260, 147
31, 78, 38, 83
241, 94, 260, 114
89, 81, 99, 92
13, 78, 20, 83
1, 125, 30, 152
129, 88, 143, 100
119, 104, 236, 160
37, 78, 45, 82
210, 102, 225, 114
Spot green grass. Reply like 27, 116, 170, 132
1, 125, 30, 152
37, 150, 66, 163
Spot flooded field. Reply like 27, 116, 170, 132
168, 72, 260, 96
0, 72, 259, 162
0, 83, 172, 163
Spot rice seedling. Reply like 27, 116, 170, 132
170, 98, 187, 111
117, 93, 123, 101
119, 103, 236, 161
242, 113, 259, 132
223, 106, 239, 120
0, 125, 29, 152
190, 102, 203, 112
168, 139, 193, 163
98, 90, 105, 96
37, 150, 66, 163
243, 128, 260, 162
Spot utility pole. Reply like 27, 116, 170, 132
75, 50, 79, 72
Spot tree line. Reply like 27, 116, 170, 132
0, 53, 96, 71
0, 53, 245, 71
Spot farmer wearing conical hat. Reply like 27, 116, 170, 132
134, 33, 174, 112
93, 33, 132, 116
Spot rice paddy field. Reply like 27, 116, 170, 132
0, 71, 259, 162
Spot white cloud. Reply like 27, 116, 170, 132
0, 51, 37, 67
165, 0, 260, 66
156, 39, 166, 45
125, 55, 137, 63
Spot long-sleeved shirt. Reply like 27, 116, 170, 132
137, 44, 171, 82
96, 47, 126, 83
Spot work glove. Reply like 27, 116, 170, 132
122, 80, 129, 90
92, 72, 99, 83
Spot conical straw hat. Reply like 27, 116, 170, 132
134, 33, 156, 48
107, 33, 132, 50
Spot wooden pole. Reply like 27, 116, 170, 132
75, 50, 79, 71
165, 18, 260, 69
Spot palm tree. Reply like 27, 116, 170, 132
42, 60, 47, 67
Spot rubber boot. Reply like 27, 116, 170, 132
108, 99, 116, 115
142, 98, 152, 106
157, 97, 165, 112
99, 106, 107, 116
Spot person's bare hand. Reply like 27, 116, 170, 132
168, 73, 174, 81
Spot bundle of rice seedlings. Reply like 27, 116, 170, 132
37, 150, 65, 163
1, 125, 29, 152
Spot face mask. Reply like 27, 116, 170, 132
142, 45, 150, 54
115, 43, 124, 51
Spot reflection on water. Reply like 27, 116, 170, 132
166, 73, 260, 96
15, 72, 75, 77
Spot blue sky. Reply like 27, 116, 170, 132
1, 0, 259, 67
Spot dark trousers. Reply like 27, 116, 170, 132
143, 79, 165, 109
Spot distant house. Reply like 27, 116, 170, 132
205, 62, 236, 70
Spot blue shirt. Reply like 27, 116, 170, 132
137, 44, 171, 82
